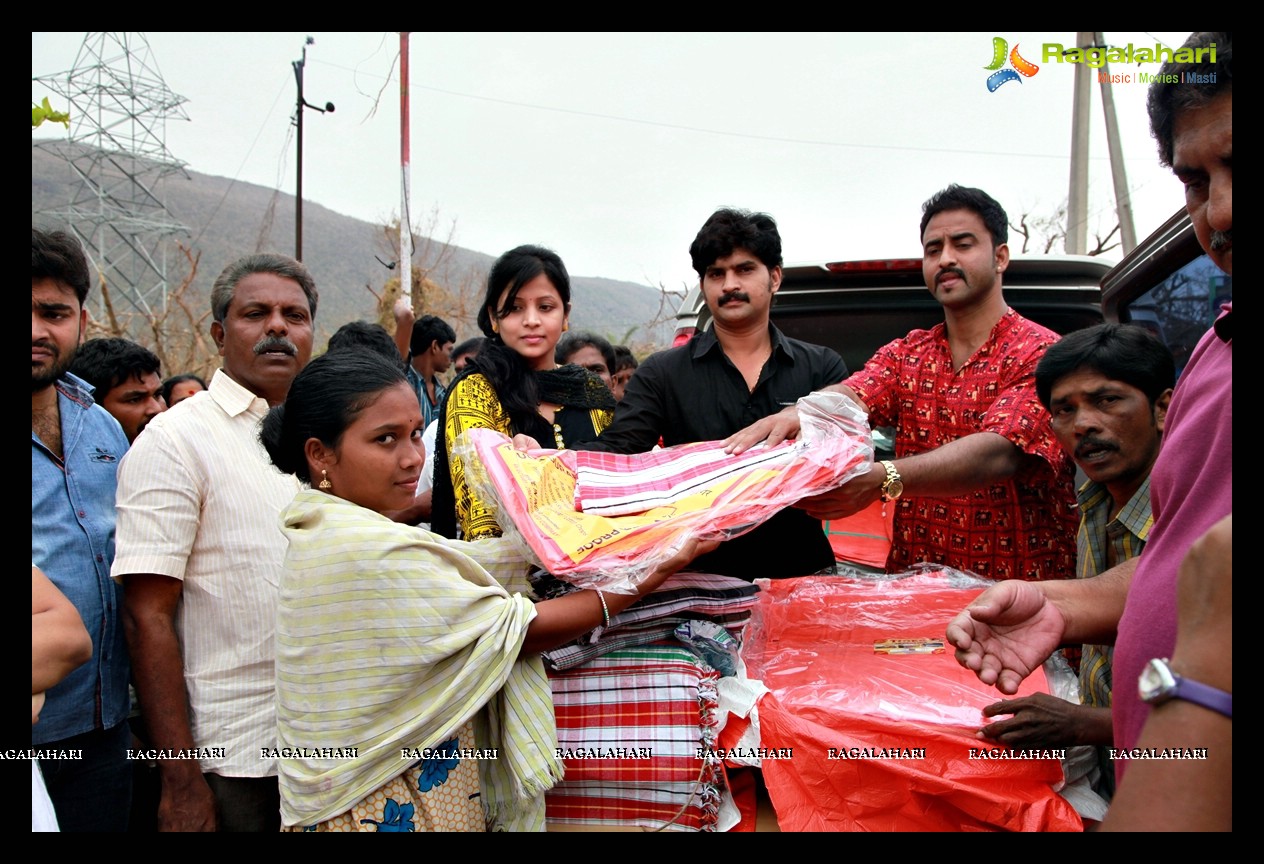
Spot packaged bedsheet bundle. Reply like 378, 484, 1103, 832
453, 390, 872, 593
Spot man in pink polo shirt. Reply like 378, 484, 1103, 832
947, 31, 1231, 830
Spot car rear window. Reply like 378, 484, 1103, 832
1119, 253, 1231, 381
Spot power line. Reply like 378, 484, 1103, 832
312, 56, 1123, 164
189, 73, 291, 248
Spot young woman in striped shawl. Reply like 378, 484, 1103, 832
260, 351, 711, 832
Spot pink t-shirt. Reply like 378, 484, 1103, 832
1113, 305, 1232, 776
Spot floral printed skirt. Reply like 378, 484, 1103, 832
284, 722, 484, 832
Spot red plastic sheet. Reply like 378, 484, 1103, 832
731, 571, 1082, 832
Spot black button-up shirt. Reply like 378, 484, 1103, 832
577, 324, 848, 579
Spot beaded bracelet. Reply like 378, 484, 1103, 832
595, 590, 610, 629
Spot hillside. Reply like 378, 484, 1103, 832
32, 141, 679, 350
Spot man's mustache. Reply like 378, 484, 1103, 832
718, 292, 750, 306
32, 338, 60, 358
1075, 437, 1118, 460
1210, 229, 1231, 252
254, 336, 298, 356
936, 268, 967, 285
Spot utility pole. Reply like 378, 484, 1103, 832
293, 36, 334, 262
1065, 32, 1138, 256
399, 32, 412, 305
1096, 31, 1137, 255
1065, 31, 1091, 255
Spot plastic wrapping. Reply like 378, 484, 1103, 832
1039, 649, 1112, 821
674, 620, 740, 677
730, 569, 1083, 832
454, 391, 872, 593
1042, 647, 1081, 704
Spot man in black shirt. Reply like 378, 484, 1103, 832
576, 209, 848, 579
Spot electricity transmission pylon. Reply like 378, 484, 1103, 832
34, 32, 190, 321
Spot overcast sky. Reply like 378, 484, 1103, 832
33, 31, 1192, 291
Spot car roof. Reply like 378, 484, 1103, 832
780, 254, 1114, 289
679, 254, 1113, 375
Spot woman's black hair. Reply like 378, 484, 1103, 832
468, 244, 571, 436
261, 351, 407, 485
430, 244, 620, 539
160, 373, 208, 406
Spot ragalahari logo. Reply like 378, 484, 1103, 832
984, 37, 1039, 92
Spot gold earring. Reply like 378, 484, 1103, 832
491, 321, 499, 334
319, 469, 331, 490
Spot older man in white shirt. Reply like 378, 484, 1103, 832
115, 254, 316, 832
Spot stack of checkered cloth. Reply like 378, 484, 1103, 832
543, 572, 759, 831
540, 571, 758, 670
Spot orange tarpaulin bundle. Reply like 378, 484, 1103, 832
729, 571, 1082, 832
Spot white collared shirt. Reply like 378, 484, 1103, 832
113, 369, 300, 777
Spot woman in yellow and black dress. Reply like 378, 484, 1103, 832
431, 245, 614, 540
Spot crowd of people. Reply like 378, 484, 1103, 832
32, 32, 1229, 832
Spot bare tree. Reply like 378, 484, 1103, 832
367, 207, 483, 338
621, 282, 684, 357
86, 242, 220, 381
1011, 202, 1120, 257
1087, 224, 1122, 257
1011, 204, 1068, 254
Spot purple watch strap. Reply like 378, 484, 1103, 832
1173, 675, 1233, 719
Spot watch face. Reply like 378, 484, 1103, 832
887, 479, 904, 500
1137, 658, 1232, 717
1139, 658, 1176, 702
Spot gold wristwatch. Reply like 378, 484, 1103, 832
879, 460, 904, 502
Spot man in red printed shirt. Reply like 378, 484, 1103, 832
728, 185, 1076, 581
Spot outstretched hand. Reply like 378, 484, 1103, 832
946, 580, 1066, 695
979, 693, 1104, 749
796, 464, 884, 519
723, 405, 801, 455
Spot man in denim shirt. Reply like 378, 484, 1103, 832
32, 228, 132, 831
